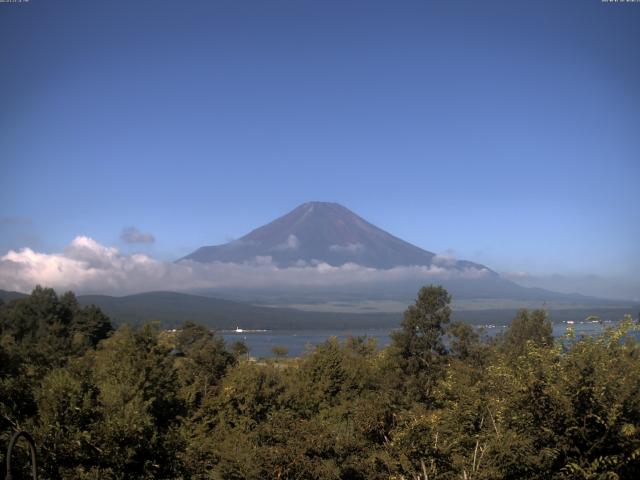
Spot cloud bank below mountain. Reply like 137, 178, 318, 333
503, 271, 640, 302
0, 236, 492, 296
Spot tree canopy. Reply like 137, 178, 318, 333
1, 285, 639, 479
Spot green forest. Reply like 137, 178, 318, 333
1, 286, 639, 479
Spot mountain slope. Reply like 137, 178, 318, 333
181, 201, 490, 271
77, 291, 400, 329
0, 289, 27, 302
179, 202, 626, 303
68, 292, 640, 328
2, 289, 634, 330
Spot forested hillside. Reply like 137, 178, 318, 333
1, 286, 639, 479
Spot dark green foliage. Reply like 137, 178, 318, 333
1, 286, 639, 479
388, 285, 452, 403
0, 286, 115, 474
175, 321, 236, 409
501, 308, 554, 356
447, 320, 482, 361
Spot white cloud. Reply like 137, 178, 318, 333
432, 250, 458, 268
121, 227, 155, 244
0, 236, 492, 295
273, 234, 299, 251
502, 271, 532, 281
329, 243, 365, 254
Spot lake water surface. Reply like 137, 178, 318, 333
221, 321, 637, 358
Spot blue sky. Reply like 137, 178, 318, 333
1, 0, 639, 298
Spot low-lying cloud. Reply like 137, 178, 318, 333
273, 234, 299, 251
121, 227, 155, 244
0, 236, 491, 295
502, 271, 640, 301
432, 252, 458, 268
502, 271, 532, 281
329, 243, 365, 254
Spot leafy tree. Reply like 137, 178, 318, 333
230, 340, 249, 358
502, 308, 553, 357
388, 285, 452, 403
71, 304, 113, 348
448, 321, 482, 362
174, 321, 235, 409
2, 285, 640, 479
33, 362, 102, 479
181, 361, 286, 478
18, 322, 185, 479
0, 287, 113, 474
271, 344, 289, 358
557, 317, 640, 478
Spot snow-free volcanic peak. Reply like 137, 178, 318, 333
180, 202, 491, 272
